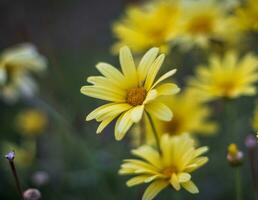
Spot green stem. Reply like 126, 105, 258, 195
235, 168, 242, 200
146, 112, 161, 154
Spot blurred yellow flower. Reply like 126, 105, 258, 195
112, 1, 181, 53
252, 105, 258, 131
189, 51, 258, 101
0, 43, 47, 102
233, 0, 258, 31
3, 140, 36, 168
178, 0, 234, 49
227, 143, 243, 166
119, 134, 209, 200
146, 90, 217, 143
81, 46, 179, 140
16, 109, 48, 136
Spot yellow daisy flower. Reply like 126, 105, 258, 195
189, 51, 258, 101
145, 90, 217, 143
178, 0, 233, 49
16, 108, 48, 136
119, 134, 209, 200
233, 0, 258, 31
0, 43, 47, 102
80, 46, 180, 140
112, 1, 181, 53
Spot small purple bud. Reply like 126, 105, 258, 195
5, 151, 15, 161
245, 135, 256, 149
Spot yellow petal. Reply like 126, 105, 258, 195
178, 173, 191, 183
86, 103, 116, 121
115, 110, 134, 140
170, 174, 181, 191
144, 54, 165, 91
119, 46, 137, 85
142, 180, 168, 200
151, 69, 177, 89
131, 105, 144, 122
156, 83, 180, 96
143, 90, 158, 104
138, 47, 159, 84
80, 86, 124, 102
145, 101, 173, 121
181, 180, 199, 194
132, 146, 161, 169
96, 62, 125, 83
96, 116, 117, 134
126, 175, 149, 187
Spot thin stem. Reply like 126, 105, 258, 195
235, 168, 242, 200
146, 112, 161, 154
7, 159, 24, 200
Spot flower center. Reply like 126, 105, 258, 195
188, 15, 214, 35
126, 87, 147, 106
162, 166, 178, 177
162, 116, 182, 136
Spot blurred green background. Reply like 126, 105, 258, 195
0, 0, 257, 199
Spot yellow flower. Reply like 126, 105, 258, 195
112, 1, 181, 53
3, 140, 36, 168
119, 134, 209, 200
16, 109, 48, 136
146, 90, 216, 143
189, 51, 258, 101
233, 0, 258, 31
178, 0, 234, 49
81, 46, 180, 140
0, 43, 47, 102
252, 105, 258, 131
227, 143, 243, 167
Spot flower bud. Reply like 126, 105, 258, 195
245, 134, 256, 150
23, 188, 41, 200
227, 143, 244, 167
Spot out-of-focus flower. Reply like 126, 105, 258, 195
81, 46, 179, 140
3, 141, 36, 168
32, 171, 50, 186
23, 188, 42, 200
112, 1, 181, 53
252, 105, 258, 131
232, 0, 258, 32
227, 143, 244, 167
245, 134, 256, 149
177, 0, 236, 49
0, 43, 47, 102
119, 134, 208, 200
189, 51, 258, 101
16, 109, 48, 136
145, 90, 217, 144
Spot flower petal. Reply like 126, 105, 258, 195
96, 115, 117, 134
181, 180, 199, 194
138, 47, 159, 84
145, 101, 173, 121
126, 175, 149, 187
170, 174, 181, 191
96, 62, 125, 83
115, 110, 134, 140
131, 105, 144, 122
142, 180, 168, 200
152, 69, 177, 89
144, 54, 165, 91
178, 173, 191, 183
156, 83, 180, 96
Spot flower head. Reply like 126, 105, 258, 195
146, 90, 216, 142
233, 0, 258, 32
81, 46, 179, 140
0, 43, 47, 102
112, 1, 181, 53
178, 0, 234, 49
119, 134, 209, 200
227, 143, 244, 167
16, 109, 48, 136
189, 51, 258, 101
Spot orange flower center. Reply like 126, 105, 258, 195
126, 87, 147, 106
188, 15, 214, 35
162, 166, 178, 177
